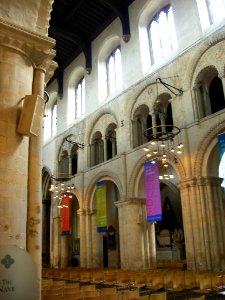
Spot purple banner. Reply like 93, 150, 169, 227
144, 159, 162, 222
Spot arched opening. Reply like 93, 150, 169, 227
71, 145, 78, 175
59, 192, 80, 267
106, 123, 117, 160
90, 131, 104, 166
209, 76, 225, 114
195, 67, 225, 119
93, 180, 120, 268
42, 169, 52, 267
133, 104, 150, 147
58, 150, 69, 177
137, 160, 186, 264
155, 182, 185, 261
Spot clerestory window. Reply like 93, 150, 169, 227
148, 5, 177, 65
196, 0, 225, 30
75, 77, 85, 119
106, 47, 122, 96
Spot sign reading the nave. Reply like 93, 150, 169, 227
0, 245, 38, 300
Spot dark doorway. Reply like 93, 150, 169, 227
103, 235, 108, 268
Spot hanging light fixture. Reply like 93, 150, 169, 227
49, 176, 75, 208
143, 77, 184, 180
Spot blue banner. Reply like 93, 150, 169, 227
218, 133, 225, 188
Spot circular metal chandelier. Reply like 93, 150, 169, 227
143, 125, 184, 180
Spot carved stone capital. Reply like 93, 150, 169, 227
0, 17, 57, 80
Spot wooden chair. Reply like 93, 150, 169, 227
63, 291, 83, 299
103, 293, 123, 300
82, 290, 101, 297
104, 272, 119, 286
131, 272, 147, 289
147, 271, 165, 291
184, 270, 197, 290
163, 270, 175, 291
80, 271, 92, 283
91, 271, 105, 284
80, 284, 97, 291
116, 272, 132, 289
42, 287, 64, 295
83, 296, 103, 300
192, 272, 213, 295
149, 291, 167, 300
64, 286, 81, 294
188, 296, 205, 300
127, 295, 149, 300
211, 273, 224, 293
65, 282, 80, 288
122, 289, 140, 300
42, 294, 63, 300
168, 270, 185, 293
100, 287, 118, 295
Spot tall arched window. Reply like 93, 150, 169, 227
52, 102, 57, 136
148, 5, 177, 65
196, 0, 225, 30
106, 47, 122, 96
75, 77, 85, 119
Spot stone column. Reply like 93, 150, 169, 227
60, 235, 71, 267
27, 66, 45, 286
103, 138, 107, 161
0, 28, 32, 249
77, 210, 87, 267
178, 177, 225, 271
86, 210, 94, 268
148, 222, 157, 268
116, 198, 147, 269
90, 210, 102, 268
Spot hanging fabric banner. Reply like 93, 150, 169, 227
96, 180, 107, 232
218, 132, 225, 188
144, 159, 162, 222
61, 196, 71, 235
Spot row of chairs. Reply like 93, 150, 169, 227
42, 280, 168, 300
43, 267, 225, 295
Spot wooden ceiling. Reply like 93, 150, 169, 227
49, 0, 135, 78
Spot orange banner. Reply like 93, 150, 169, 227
61, 196, 71, 235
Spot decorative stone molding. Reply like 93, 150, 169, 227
84, 170, 123, 210
178, 176, 223, 190
85, 109, 119, 145
183, 25, 225, 89
77, 209, 87, 216
0, 17, 57, 80
193, 121, 225, 178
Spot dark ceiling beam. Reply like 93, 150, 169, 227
49, 26, 92, 74
56, 0, 86, 27
97, 0, 131, 42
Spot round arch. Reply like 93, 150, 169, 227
85, 110, 119, 145
193, 121, 225, 178
129, 152, 186, 199
84, 171, 123, 211
183, 32, 225, 90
